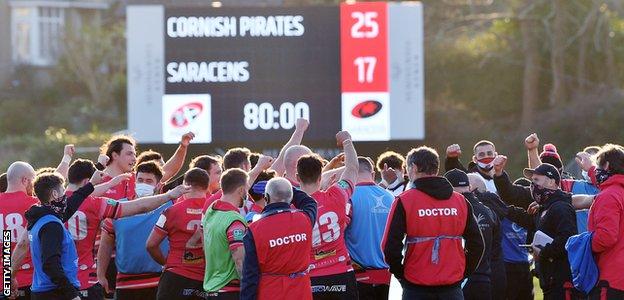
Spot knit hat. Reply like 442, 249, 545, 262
540, 143, 563, 170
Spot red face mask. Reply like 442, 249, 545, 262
477, 157, 495, 171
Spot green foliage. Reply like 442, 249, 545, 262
0, 127, 111, 172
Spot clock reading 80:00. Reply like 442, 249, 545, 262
243, 102, 310, 130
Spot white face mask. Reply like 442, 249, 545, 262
135, 183, 155, 198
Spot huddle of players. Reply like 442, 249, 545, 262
3, 118, 395, 300
5, 117, 609, 300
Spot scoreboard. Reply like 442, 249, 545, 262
127, 2, 423, 144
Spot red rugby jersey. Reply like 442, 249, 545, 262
0, 191, 39, 288
101, 173, 136, 201
64, 191, 122, 289
309, 180, 354, 277
153, 196, 206, 281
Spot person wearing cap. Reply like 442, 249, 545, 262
245, 170, 276, 223
502, 163, 578, 299
445, 169, 499, 300
524, 134, 599, 196
240, 177, 318, 300
383, 146, 484, 300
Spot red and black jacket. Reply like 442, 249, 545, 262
382, 177, 484, 288
241, 188, 317, 300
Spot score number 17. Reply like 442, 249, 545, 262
351, 12, 379, 84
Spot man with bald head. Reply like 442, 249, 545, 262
283, 145, 312, 186
1, 161, 39, 299
240, 177, 318, 300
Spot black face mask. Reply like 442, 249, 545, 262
595, 168, 612, 186
47, 195, 68, 216
530, 183, 557, 204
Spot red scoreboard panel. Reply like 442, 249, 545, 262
127, 2, 423, 143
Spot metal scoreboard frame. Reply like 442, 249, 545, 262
127, 2, 423, 144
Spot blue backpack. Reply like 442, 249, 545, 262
565, 231, 599, 294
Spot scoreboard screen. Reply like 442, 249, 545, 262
127, 2, 423, 144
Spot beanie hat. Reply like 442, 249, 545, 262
540, 143, 563, 170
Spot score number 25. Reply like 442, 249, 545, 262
350, 12, 379, 84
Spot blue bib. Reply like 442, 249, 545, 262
345, 184, 394, 269
112, 200, 171, 274
30, 214, 80, 292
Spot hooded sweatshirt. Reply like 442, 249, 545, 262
383, 177, 484, 288
505, 189, 577, 292
24, 183, 93, 299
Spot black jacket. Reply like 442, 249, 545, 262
505, 189, 577, 292
493, 171, 533, 209
463, 192, 499, 283
383, 177, 485, 288
25, 183, 94, 299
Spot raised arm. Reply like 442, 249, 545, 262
323, 153, 344, 173
336, 131, 358, 185
321, 167, 344, 191
493, 155, 533, 209
62, 171, 100, 222
118, 185, 190, 218
161, 132, 195, 183
444, 144, 467, 172
524, 133, 541, 169
247, 155, 274, 187
270, 118, 308, 176
92, 173, 132, 197
55, 144, 75, 180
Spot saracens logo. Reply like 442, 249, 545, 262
170, 102, 203, 128
351, 100, 382, 119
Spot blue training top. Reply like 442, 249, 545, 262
30, 214, 80, 292
112, 200, 171, 274
501, 218, 530, 264
345, 183, 394, 269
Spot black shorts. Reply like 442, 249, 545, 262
311, 271, 359, 300
31, 286, 80, 300
115, 287, 158, 300
356, 282, 389, 300
157, 271, 204, 300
